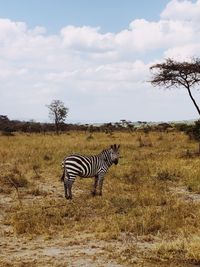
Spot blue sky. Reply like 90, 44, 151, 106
0, 0, 200, 123
0, 0, 169, 33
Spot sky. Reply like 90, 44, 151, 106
0, 0, 200, 123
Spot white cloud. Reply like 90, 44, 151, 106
0, 18, 27, 41
61, 25, 115, 53
1, 0, 200, 122
115, 19, 195, 55
164, 43, 200, 60
161, 0, 200, 21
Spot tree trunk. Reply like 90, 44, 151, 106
186, 87, 200, 116
55, 121, 59, 135
54, 111, 59, 135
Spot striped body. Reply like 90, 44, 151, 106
61, 144, 120, 199
64, 151, 113, 179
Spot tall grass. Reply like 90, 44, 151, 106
1, 131, 200, 265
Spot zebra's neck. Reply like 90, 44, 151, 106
99, 149, 113, 167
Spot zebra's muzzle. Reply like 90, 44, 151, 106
113, 159, 118, 165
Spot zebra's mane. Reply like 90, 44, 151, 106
100, 148, 110, 154
69, 148, 112, 160
99, 148, 111, 162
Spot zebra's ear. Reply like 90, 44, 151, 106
111, 144, 119, 150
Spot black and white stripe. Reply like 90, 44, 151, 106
61, 144, 120, 199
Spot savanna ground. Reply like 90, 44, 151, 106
1, 130, 200, 266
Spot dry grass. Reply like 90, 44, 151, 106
1, 131, 200, 266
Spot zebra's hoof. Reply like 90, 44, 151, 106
65, 195, 72, 200
91, 191, 96, 197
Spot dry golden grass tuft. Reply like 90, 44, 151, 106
1, 131, 200, 266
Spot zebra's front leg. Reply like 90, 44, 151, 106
98, 175, 104, 196
92, 175, 98, 196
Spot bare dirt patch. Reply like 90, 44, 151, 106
170, 186, 200, 202
0, 234, 125, 267
0, 181, 126, 267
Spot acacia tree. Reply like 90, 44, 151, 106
47, 100, 69, 134
150, 58, 200, 116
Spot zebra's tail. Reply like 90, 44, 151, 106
60, 168, 65, 182
60, 160, 65, 182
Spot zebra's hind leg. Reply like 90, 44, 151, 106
67, 179, 74, 199
63, 174, 74, 200
63, 178, 69, 199
92, 175, 98, 196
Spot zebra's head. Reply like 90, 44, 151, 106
110, 144, 120, 165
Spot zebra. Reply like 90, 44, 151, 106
60, 144, 120, 199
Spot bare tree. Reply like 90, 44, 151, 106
150, 58, 200, 116
47, 100, 69, 134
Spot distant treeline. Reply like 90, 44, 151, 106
0, 115, 125, 134
0, 114, 197, 135
0, 115, 96, 133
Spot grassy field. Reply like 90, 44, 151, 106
1, 130, 200, 266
